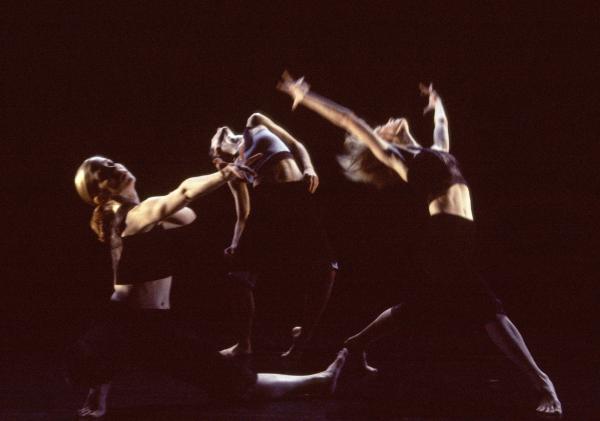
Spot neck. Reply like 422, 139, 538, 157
116, 184, 140, 204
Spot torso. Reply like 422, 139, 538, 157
401, 146, 474, 220
428, 183, 474, 220
108, 206, 194, 309
245, 125, 303, 187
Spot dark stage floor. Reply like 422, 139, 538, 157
3, 341, 596, 421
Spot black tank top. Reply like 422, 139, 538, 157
114, 205, 194, 285
388, 145, 468, 201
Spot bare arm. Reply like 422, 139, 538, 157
420, 83, 449, 152
247, 112, 319, 192
225, 179, 250, 254
277, 74, 409, 182
122, 163, 254, 236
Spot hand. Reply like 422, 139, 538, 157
224, 245, 237, 257
303, 168, 319, 193
277, 71, 310, 110
419, 82, 439, 115
220, 152, 262, 182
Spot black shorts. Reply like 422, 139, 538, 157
396, 213, 504, 326
65, 302, 257, 399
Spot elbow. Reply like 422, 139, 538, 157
247, 112, 265, 127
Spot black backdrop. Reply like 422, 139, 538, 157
5, 4, 598, 363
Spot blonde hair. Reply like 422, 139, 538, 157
337, 133, 399, 189
74, 156, 128, 244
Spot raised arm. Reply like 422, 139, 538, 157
420, 83, 449, 152
247, 112, 319, 193
122, 164, 254, 236
277, 73, 409, 182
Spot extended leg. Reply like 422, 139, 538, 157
344, 305, 404, 373
254, 348, 348, 398
485, 314, 562, 415
281, 269, 336, 359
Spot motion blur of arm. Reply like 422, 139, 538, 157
277, 72, 409, 182
420, 83, 449, 152
247, 112, 319, 193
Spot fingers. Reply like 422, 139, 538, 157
305, 174, 319, 193
311, 175, 319, 193
419, 82, 433, 95
212, 157, 228, 170
244, 152, 263, 167
281, 70, 294, 82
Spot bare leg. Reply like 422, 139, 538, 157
344, 306, 402, 374
485, 314, 562, 415
282, 269, 336, 359
220, 286, 254, 357
77, 383, 110, 418
254, 348, 348, 399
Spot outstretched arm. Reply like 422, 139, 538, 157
277, 73, 409, 182
420, 83, 449, 152
247, 112, 319, 193
122, 163, 256, 236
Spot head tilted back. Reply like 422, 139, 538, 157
74, 156, 106, 205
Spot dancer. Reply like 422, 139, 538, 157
69, 155, 347, 418
209, 112, 337, 360
277, 75, 562, 415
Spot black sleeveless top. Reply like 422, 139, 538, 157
114, 204, 194, 285
388, 145, 468, 201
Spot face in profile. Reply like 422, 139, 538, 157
210, 126, 243, 166
75, 156, 135, 204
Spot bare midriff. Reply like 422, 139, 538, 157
428, 183, 474, 220
253, 157, 304, 186
111, 277, 172, 309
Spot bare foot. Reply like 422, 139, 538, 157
281, 326, 305, 359
321, 348, 349, 395
344, 336, 378, 375
535, 378, 562, 416
219, 342, 252, 358
77, 384, 110, 418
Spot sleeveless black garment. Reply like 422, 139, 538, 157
385, 145, 505, 326
387, 144, 468, 202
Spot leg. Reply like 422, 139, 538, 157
485, 314, 562, 415
281, 269, 336, 359
254, 348, 348, 399
344, 305, 404, 373
77, 383, 111, 418
220, 273, 255, 357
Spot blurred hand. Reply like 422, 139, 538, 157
277, 71, 310, 110
419, 82, 439, 115
303, 168, 319, 193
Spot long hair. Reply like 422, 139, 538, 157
337, 133, 400, 189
